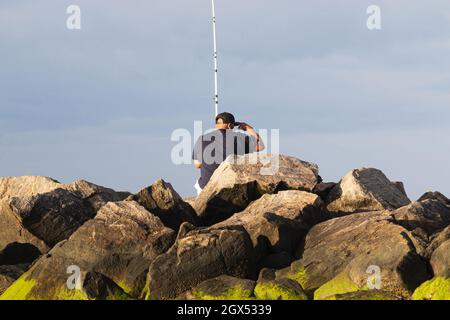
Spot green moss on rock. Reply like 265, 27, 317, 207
314, 272, 364, 300
254, 281, 308, 300
412, 277, 450, 300
192, 285, 254, 300
185, 276, 256, 300
115, 280, 134, 296
0, 275, 36, 300
53, 287, 89, 300
285, 266, 308, 288
0, 274, 131, 301
326, 290, 399, 300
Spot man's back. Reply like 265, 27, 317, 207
193, 129, 256, 189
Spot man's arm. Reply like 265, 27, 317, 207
192, 137, 203, 168
238, 123, 265, 152
194, 160, 202, 169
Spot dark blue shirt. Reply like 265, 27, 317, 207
192, 129, 256, 188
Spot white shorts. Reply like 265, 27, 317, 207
194, 180, 203, 196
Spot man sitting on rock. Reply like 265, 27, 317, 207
192, 112, 265, 195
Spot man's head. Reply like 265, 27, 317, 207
215, 112, 237, 130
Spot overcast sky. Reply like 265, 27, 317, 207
1, 0, 449, 199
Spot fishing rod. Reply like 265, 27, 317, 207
211, 0, 219, 116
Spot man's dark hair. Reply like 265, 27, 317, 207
215, 112, 236, 125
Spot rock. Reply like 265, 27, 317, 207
145, 223, 256, 300
424, 225, 450, 258
0, 264, 30, 296
418, 191, 450, 206
430, 239, 450, 278
194, 154, 320, 225
0, 243, 41, 265
0, 201, 175, 300
279, 212, 429, 299
0, 177, 129, 256
8, 189, 97, 248
255, 268, 308, 300
2, 269, 130, 300
393, 182, 408, 198
81, 272, 131, 300
0, 176, 62, 254
126, 179, 198, 231
388, 199, 450, 237
182, 275, 256, 300
257, 268, 276, 282
0, 176, 61, 201
412, 214, 450, 300
2, 165, 448, 301
183, 197, 197, 208
0, 264, 29, 293
412, 277, 450, 300
62, 180, 130, 211
326, 290, 400, 300
213, 190, 327, 262
313, 182, 337, 200
254, 276, 308, 300
326, 168, 411, 214
0, 200, 49, 254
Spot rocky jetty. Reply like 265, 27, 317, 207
0, 155, 449, 300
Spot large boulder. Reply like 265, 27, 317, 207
0, 177, 61, 252
326, 168, 411, 214
0, 177, 129, 257
145, 223, 256, 300
0, 201, 175, 300
194, 154, 320, 225
388, 199, 450, 237
412, 276, 450, 300
0, 176, 61, 201
0, 200, 49, 254
413, 233, 450, 300
418, 191, 450, 206
413, 231, 450, 301
424, 225, 450, 258
213, 190, 327, 266
7, 189, 97, 248
430, 239, 450, 278
276, 211, 429, 299
126, 179, 198, 231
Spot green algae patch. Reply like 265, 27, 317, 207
326, 290, 399, 300
142, 281, 154, 300
53, 287, 89, 300
54, 286, 131, 301
285, 266, 308, 288
314, 272, 364, 300
412, 277, 450, 300
0, 276, 131, 301
105, 291, 132, 300
0, 275, 37, 300
192, 285, 254, 300
254, 281, 308, 300
115, 280, 134, 296
275, 263, 310, 290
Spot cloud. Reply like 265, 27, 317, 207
1, 0, 449, 197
